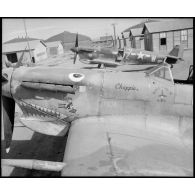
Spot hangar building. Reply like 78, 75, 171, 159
142, 19, 193, 53
129, 28, 144, 49
3, 40, 47, 64
120, 19, 193, 54
119, 33, 130, 48
45, 41, 64, 56
119, 19, 158, 49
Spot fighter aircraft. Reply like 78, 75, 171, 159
2, 61, 193, 176
70, 33, 120, 68
71, 34, 184, 68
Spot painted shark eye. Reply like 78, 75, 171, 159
73, 74, 82, 78
69, 73, 85, 82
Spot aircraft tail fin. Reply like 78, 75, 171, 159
168, 44, 184, 59
165, 44, 184, 64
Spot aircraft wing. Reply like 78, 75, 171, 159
89, 59, 122, 67
78, 47, 95, 53
62, 116, 193, 176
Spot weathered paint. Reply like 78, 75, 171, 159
6, 66, 193, 126
2, 159, 66, 171
62, 116, 192, 176
2, 65, 193, 176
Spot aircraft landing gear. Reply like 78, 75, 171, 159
98, 64, 101, 69
187, 65, 193, 81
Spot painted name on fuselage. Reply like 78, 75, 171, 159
115, 83, 139, 92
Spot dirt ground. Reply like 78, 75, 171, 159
1, 49, 193, 177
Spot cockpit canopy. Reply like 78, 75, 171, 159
146, 65, 173, 82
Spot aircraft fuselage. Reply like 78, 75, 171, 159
123, 48, 165, 64
4, 66, 192, 123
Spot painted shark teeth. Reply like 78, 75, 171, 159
17, 100, 68, 121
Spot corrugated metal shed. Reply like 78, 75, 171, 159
4, 37, 39, 44
46, 41, 64, 56
143, 19, 193, 34
130, 28, 143, 36
123, 20, 158, 32
45, 41, 62, 48
121, 32, 129, 39
3, 40, 46, 54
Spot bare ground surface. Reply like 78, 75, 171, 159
1, 49, 193, 177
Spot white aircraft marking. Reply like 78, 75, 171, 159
151, 55, 157, 62
137, 52, 145, 60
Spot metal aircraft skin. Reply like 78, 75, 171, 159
2, 63, 193, 176
71, 34, 184, 68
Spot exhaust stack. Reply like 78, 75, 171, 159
2, 159, 66, 172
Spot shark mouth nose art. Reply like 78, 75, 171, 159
17, 100, 69, 121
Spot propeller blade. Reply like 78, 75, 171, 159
75, 33, 78, 48
73, 53, 78, 64
2, 96, 15, 152
70, 33, 79, 64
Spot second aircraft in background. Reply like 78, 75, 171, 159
71, 33, 184, 68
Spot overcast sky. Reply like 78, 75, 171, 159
3, 18, 177, 42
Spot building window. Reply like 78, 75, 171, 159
173, 31, 181, 46
181, 30, 188, 48
181, 30, 187, 41
160, 33, 166, 45
160, 32, 167, 51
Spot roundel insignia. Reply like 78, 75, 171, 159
88, 53, 93, 58
69, 73, 85, 82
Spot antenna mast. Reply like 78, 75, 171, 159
23, 19, 32, 62
111, 23, 117, 47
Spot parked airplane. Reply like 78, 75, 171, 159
2, 61, 193, 176
71, 34, 184, 68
